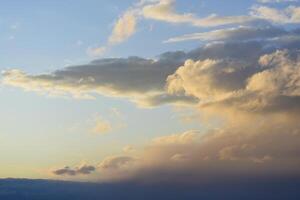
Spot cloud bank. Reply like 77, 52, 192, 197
45, 25, 300, 183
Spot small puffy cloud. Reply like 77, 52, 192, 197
247, 50, 300, 96
152, 131, 199, 145
76, 165, 97, 174
108, 10, 137, 45
86, 46, 106, 57
53, 164, 96, 176
98, 155, 136, 170
251, 5, 300, 24
142, 0, 197, 24
91, 116, 112, 135
123, 145, 135, 153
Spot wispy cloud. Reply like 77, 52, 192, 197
257, 0, 298, 3
165, 26, 287, 43
142, 0, 254, 27
251, 5, 300, 23
108, 10, 138, 45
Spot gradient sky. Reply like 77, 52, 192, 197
0, 0, 300, 182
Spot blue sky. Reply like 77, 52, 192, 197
0, 0, 272, 71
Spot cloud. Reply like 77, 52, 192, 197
165, 26, 287, 43
166, 58, 256, 101
91, 116, 112, 135
50, 40, 300, 182
108, 10, 138, 45
251, 5, 300, 24
3, 28, 300, 108
25, 0, 300, 186
257, 0, 297, 3
87, 8, 138, 57
165, 37, 300, 114
54, 117, 300, 182
53, 164, 96, 176
90, 0, 298, 56
142, 0, 254, 27
123, 145, 135, 153
98, 155, 137, 170
86, 46, 106, 57
1, 51, 199, 107
152, 131, 199, 145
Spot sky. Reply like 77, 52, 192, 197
0, 0, 300, 186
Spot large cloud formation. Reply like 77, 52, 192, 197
167, 49, 300, 114
47, 26, 300, 183
2, 55, 197, 107
3, 27, 300, 108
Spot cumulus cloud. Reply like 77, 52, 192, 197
1, 50, 199, 107
165, 41, 300, 114
251, 5, 300, 24
3, 28, 300, 108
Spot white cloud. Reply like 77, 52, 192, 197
152, 131, 199, 145
91, 116, 112, 135
86, 46, 106, 57
165, 26, 286, 43
1, 52, 198, 107
251, 5, 300, 24
98, 155, 137, 170
108, 10, 138, 45
123, 145, 135, 153
142, 0, 254, 27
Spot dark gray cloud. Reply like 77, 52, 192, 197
53, 165, 96, 176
